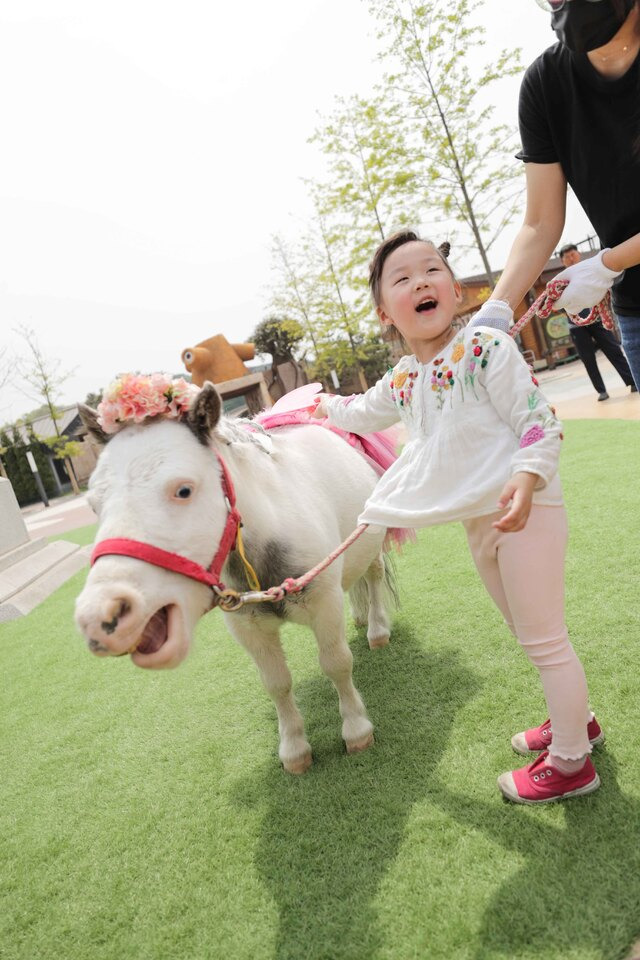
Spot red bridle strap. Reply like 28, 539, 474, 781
90, 537, 223, 586
90, 450, 241, 590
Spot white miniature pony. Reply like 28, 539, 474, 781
75, 380, 398, 773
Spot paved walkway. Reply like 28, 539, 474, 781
537, 355, 639, 421
21, 492, 97, 540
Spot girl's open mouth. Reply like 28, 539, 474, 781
416, 299, 437, 313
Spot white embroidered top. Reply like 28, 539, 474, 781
324, 326, 564, 529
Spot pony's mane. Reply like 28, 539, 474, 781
215, 414, 272, 453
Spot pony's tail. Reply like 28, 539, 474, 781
349, 552, 400, 627
381, 551, 400, 609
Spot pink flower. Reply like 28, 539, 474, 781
520, 425, 545, 448
96, 372, 199, 433
96, 403, 119, 434
167, 378, 199, 415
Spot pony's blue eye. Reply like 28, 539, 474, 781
175, 484, 193, 500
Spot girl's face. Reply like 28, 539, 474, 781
376, 241, 461, 360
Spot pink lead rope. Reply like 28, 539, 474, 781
509, 279, 615, 338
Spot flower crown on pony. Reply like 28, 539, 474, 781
96, 373, 201, 434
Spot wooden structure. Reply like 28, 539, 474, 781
213, 371, 272, 416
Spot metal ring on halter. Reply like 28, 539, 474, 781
211, 586, 245, 611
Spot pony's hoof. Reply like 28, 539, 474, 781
346, 731, 375, 754
368, 634, 390, 649
283, 751, 312, 775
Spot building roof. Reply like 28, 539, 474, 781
11, 405, 82, 444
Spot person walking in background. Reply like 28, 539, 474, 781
558, 243, 637, 400
471, 0, 640, 390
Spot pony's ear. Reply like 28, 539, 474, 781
78, 404, 110, 446
186, 381, 221, 445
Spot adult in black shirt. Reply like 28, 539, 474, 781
472, 0, 640, 389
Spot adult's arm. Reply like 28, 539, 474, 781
602, 232, 640, 273
492, 162, 567, 308
470, 162, 567, 330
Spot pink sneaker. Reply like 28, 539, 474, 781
498, 751, 600, 804
511, 716, 605, 755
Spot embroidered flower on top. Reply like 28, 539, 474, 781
430, 359, 457, 410
464, 333, 501, 399
390, 366, 418, 409
451, 341, 465, 364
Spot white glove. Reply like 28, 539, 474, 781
468, 299, 513, 333
554, 250, 623, 313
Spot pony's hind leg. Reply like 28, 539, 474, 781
364, 553, 392, 649
227, 613, 312, 774
311, 586, 374, 754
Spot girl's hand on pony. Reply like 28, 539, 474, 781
310, 394, 332, 418
492, 472, 539, 533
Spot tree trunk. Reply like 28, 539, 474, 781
65, 457, 81, 495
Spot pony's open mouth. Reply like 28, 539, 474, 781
133, 606, 171, 655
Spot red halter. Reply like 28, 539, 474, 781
90, 451, 241, 594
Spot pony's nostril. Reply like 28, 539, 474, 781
100, 598, 133, 635
118, 599, 131, 619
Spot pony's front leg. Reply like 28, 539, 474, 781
226, 614, 312, 774
311, 587, 374, 754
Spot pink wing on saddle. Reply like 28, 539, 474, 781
269, 383, 323, 415
254, 407, 413, 551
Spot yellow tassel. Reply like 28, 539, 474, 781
235, 526, 261, 591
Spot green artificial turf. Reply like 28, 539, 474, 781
49, 524, 98, 547
2, 420, 639, 960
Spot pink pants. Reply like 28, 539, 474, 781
463, 505, 591, 761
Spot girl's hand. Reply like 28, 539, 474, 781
310, 393, 332, 418
492, 472, 539, 532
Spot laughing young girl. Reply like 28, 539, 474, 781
315, 230, 604, 804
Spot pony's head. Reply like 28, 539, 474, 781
75, 375, 231, 669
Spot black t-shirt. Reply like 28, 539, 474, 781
517, 42, 640, 317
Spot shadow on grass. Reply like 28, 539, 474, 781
233, 619, 480, 960
430, 750, 640, 960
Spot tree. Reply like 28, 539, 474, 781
269, 229, 372, 391
367, 0, 524, 284
309, 329, 391, 389
270, 234, 322, 357
270, 214, 386, 393
25, 423, 58, 498
252, 316, 305, 365
84, 390, 104, 408
251, 316, 306, 394
14, 325, 81, 494
0, 427, 38, 506
0, 346, 10, 391
309, 93, 422, 246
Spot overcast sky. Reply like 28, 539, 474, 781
0, 0, 594, 423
